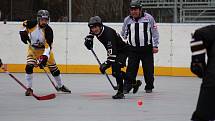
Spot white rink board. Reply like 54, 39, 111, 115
0, 22, 210, 67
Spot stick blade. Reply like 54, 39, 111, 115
33, 93, 56, 101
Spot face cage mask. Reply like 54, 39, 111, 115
37, 16, 50, 24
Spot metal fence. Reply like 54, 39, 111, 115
140, 0, 215, 23
0, 0, 214, 23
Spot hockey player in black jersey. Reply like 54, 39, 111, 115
190, 25, 215, 121
19, 10, 71, 96
84, 16, 142, 99
0, 58, 2, 67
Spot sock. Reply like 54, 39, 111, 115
26, 74, 33, 88
54, 75, 63, 88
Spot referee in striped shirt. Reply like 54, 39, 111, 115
121, 0, 159, 93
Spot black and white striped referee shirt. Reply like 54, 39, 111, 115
121, 12, 159, 48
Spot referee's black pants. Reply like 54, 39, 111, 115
125, 46, 155, 90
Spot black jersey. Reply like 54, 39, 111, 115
0, 58, 2, 67
191, 25, 215, 85
191, 25, 215, 121
95, 25, 128, 63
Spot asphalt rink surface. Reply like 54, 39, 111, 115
0, 73, 201, 121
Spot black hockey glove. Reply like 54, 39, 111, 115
99, 61, 111, 74
190, 61, 206, 78
0, 58, 2, 67
19, 31, 30, 44
38, 55, 48, 69
84, 35, 94, 50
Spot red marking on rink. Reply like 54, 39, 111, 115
82, 92, 110, 97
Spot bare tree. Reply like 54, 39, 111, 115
72, 0, 128, 22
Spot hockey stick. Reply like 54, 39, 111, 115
41, 67, 59, 91
90, 49, 118, 90
0, 65, 56, 101
29, 47, 59, 92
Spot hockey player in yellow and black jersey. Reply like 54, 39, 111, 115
19, 10, 71, 96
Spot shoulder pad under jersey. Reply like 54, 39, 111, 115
44, 25, 54, 47
45, 25, 53, 32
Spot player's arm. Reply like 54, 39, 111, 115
100, 31, 117, 74
38, 25, 53, 69
19, 20, 37, 44
19, 20, 30, 44
43, 25, 53, 58
190, 29, 206, 78
106, 31, 118, 64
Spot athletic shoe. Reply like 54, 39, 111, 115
112, 91, 125, 99
57, 85, 71, 93
133, 80, 142, 94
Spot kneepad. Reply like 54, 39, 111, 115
25, 64, 34, 74
112, 71, 123, 78
51, 69, 60, 77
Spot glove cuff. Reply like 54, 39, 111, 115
87, 34, 94, 38
43, 47, 51, 58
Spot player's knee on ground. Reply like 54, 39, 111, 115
51, 69, 60, 77
25, 64, 34, 74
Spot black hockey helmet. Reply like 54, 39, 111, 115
37, 10, 50, 21
88, 16, 103, 28
130, 0, 142, 9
